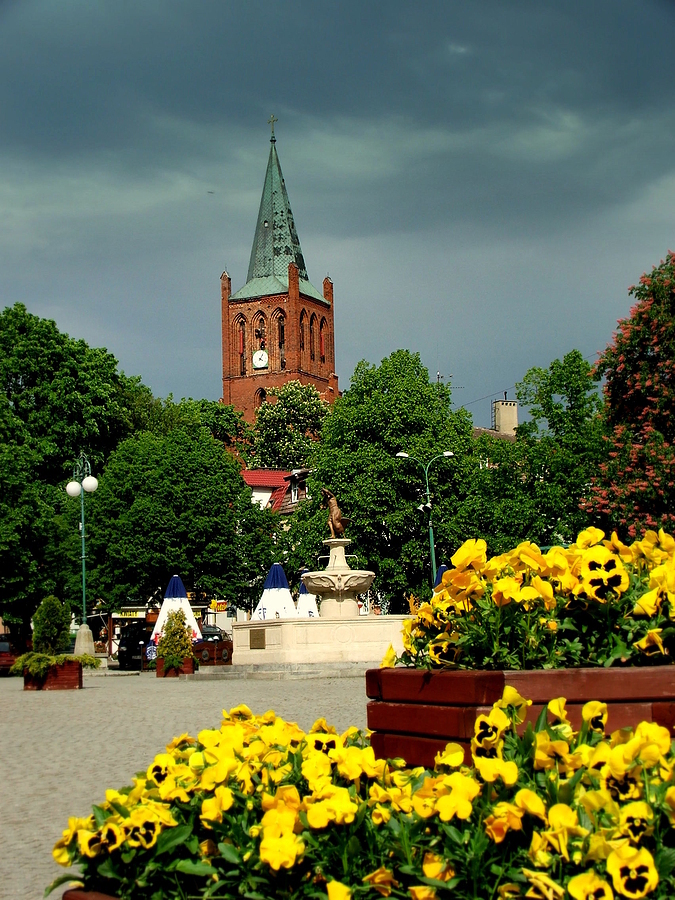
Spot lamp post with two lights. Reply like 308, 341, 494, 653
66, 452, 98, 655
395, 450, 454, 587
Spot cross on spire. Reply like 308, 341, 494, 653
268, 114, 278, 142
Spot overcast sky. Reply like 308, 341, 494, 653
1, 0, 674, 426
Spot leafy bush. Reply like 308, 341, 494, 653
389, 526, 675, 670
49, 690, 675, 900
32, 595, 71, 654
11, 652, 100, 677
156, 610, 194, 673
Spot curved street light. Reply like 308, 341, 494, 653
396, 450, 454, 586
66, 453, 98, 654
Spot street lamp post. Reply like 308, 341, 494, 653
396, 450, 454, 586
66, 453, 98, 655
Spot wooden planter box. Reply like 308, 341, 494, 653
155, 657, 194, 678
23, 659, 82, 691
63, 891, 117, 900
366, 666, 675, 768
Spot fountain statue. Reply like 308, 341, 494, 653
301, 489, 375, 618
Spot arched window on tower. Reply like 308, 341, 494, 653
238, 319, 246, 376
299, 312, 306, 352
309, 314, 317, 363
255, 388, 267, 409
320, 318, 327, 364
278, 314, 286, 370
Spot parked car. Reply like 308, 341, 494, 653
194, 624, 233, 666
0, 638, 18, 675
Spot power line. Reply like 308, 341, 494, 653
456, 351, 600, 410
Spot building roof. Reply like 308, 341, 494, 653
241, 469, 291, 512
230, 136, 326, 304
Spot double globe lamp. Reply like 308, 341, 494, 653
66, 454, 98, 656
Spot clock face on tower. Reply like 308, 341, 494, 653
252, 349, 268, 369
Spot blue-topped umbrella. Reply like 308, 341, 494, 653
263, 562, 290, 591
165, 574, 188, 598
434, 564, 448, 589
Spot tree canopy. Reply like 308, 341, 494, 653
87, 427, 275, 609
587, 251, 675, 535
249, 380, 328, 470
281, 351, 475, 610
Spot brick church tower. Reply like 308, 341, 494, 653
221, 128, 339, 422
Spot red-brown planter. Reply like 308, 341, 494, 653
23, 659, 82, 691
366, 666, 675, 768
62, 891, 117, 900
155, 657, 194, 678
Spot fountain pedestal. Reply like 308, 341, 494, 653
302, 539, 375, 619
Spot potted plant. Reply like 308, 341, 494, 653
368, 526, 675, 766
155, 609, 196, 677
50, 692, 675, 900
11, 596, 99, 690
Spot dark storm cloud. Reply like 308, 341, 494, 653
0, 0, 674, 423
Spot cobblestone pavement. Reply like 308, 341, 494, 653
0, 672, 370, 900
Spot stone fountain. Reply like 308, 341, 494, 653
302, 538, 375, 618
230, 490, 408, 669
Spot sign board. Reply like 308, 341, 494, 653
113, 610, 146, 619
210, 600, 228, 613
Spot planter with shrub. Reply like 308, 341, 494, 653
11, 596, 100, 689
155, 609, 197, 677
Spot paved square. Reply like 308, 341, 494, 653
0, 671, 370, 900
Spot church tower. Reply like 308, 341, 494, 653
221, 125, 339, 422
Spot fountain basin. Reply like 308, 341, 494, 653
301, 539, 375, 619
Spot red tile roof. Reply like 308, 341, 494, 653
241, 470, 291, 487
241, 470, 292, 512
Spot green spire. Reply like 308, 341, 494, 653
246, 138, 308, 282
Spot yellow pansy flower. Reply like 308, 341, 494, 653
435, 772, 480, 821
434, 742, 465, 769
576, 527, 606, 549
484, 802, 524, 843
567, 870, 614, 900
528, 832, 553, 868
514, 788, 547, 822
259, 829, 305, 870
327, 881, 352, 900
450, 538, 487, 571
409, 887, 436, 900
422, 851, 454, 882
371, 803, 391, 825
473, 756, 519, 786
633, 629, 666, 656
619, 802, 654, 843
521, 868, 565, 898
53, 816, 92, 866
473, 707, 511, 749
380, 644, 397, 668
582, 701, 608, 733
125, 808, 163, 849
495, 686, 532, 723
362, 866, 399, 897
578, 547, 629, 601
606, 845, 658, 899
534, 732, 574, 772
200, 785, 235, 828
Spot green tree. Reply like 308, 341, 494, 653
515, 350, 604, 543
0, 305, 149, 633
281, 351, 475, 610
87, 428, 275, 609
249, 380, 328, 470
587, 251, 675, 536
31, 595, 71, 654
